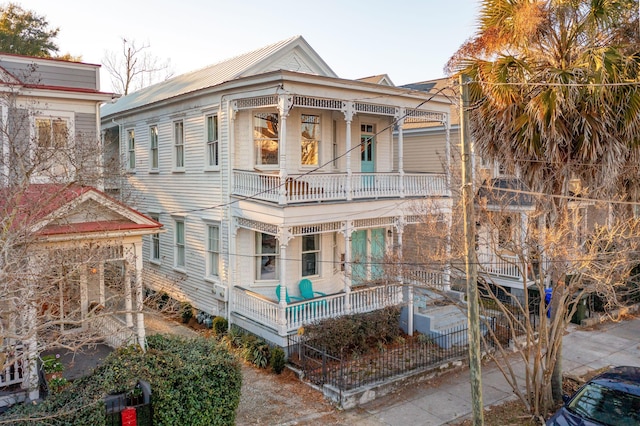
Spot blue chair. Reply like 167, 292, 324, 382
298, 279, 326, 300
275, 285, 303, 304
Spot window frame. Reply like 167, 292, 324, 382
301, 234, 320, 277
205, 223, 220, 280
205, 114, 219, 170
255, 232, 279, 282
301, 113, 320, 167
173, 120, 185, 171
148, 213, 161, 264
253, 111, 279, 167
32, 111, 74, 155
149, 125, 159, 172
174, 218, 186, 271
126, 128, 136, 171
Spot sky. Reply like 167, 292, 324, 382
21, 0, 480, 93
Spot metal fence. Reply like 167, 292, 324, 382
104, 381, 152, 426
288, 313, 536, 392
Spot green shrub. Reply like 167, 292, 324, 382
5, 335, 242, 426
302, 306, 401, 355
270, 347, 286, 374
212, 316, 228, 336
180, 302, 193, 323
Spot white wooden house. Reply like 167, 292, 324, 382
101, 36, 453, 346
0, 54, 162, 405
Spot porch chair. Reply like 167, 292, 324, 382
298, 279, 326, 299
275, 285, 303, 304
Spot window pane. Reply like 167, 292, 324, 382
254, 113, 279, 165
52, 119, 68, 148
207, 115, 218, 167
150, 126, 158, 169
256, 233, 278, 280
36, 119, 51, 148
301, 115, 319, 166
301, 234, 319, 277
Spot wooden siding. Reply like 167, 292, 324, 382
394, 130, 452, 173
0, 59, 97, 90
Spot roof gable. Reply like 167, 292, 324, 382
102, 35, 337, 117
1, 184, 162, 239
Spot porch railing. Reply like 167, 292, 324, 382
0, 345, 25, 387
89, 315, 136, 348
477, 252, 524, 280
403, 269, 446, 289
232, 170, 449, 204
233, 284, 403, 335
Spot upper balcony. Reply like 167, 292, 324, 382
232, 170, 450, 205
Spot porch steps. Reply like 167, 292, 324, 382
0, 389, 26, 411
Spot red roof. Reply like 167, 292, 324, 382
0, 184, 162, 238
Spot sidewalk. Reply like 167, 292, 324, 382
339, 316, 640, 425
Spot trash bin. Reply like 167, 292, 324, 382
571, 297, 587, 325
544, 288, 552, 318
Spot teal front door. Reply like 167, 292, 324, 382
361, 125, 375, 189
370, 228, 385, 280
351, 230, 367, 285
351, 228, 386, 284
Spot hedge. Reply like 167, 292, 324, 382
4, 334, 242, 425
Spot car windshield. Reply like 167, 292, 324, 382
566, 382, 640, 426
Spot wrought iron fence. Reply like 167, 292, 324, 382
288, 313, 537, 392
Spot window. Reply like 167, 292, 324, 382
126, 129, 135, 170
36, 117, 68, 149
206, 115, 219, 168
149, 213, 161, 262
253, 112, 279, 165
206, 224, 220, 277
332, 119, 338, 169
175, 219, 185, 268
302, 234, 320, 277
255, 232, 278, 280
149, 126, 158, 170
301, 114, 319, 166
174, 121, 184, 169
498, 215, 513, 248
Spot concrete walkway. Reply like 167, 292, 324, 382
339, 317, 640, 425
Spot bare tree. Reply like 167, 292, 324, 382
102, 38, 174, 95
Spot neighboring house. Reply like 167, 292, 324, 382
101, 36, 453, 347
0, 54, 162, 406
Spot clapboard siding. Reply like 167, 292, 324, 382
0, 60, 97, 90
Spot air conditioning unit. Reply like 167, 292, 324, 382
213, 283, 228, 301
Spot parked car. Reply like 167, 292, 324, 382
546, 366, 640, 426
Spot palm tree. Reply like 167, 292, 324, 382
448, 0, 640, 414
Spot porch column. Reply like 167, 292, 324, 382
444, 112, 452, 192
342, 221, 354, 313
23, 254, 41, 402
444, 213, 452, 291
342, 102, 356, 201
396, 218, 413, 335
277, 95, 293, 205
132, 241, 146, 349
123, 260, 133, 328
98, 262, 105, 305
80, 264, 88, 322
396, 109, 405, 198
277, 227, 293, 336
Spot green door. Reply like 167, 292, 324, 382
361, 127, 375, 189
351, 230, 367, 285
370, 228, 385, 280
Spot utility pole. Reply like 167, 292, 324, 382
459, 74, 484, 425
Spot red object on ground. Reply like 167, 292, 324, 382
121, 407, 137, 426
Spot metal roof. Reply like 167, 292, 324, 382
101, 35, 337, 117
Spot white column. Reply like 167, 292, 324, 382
396, 110, 405, 198
277, 227, 293, 336
343, 221, 353, 313
23, 252, 42, 401
98, 262, 105, 305
133, 242, 146, 349
342, 102, 356, 201
444, 213, 452, 291
397, 219, 413, 335
278, 95, 293, 205
80, 264, 88, 322
123, 259, 133, 328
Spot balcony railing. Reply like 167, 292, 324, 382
233, 170, 449, 204
477, 252, 524, 280
233, 284, 403, 335
0, 345, 25, 388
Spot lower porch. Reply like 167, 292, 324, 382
231, 284, 403, 346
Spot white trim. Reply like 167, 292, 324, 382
172, 120, 185, 172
